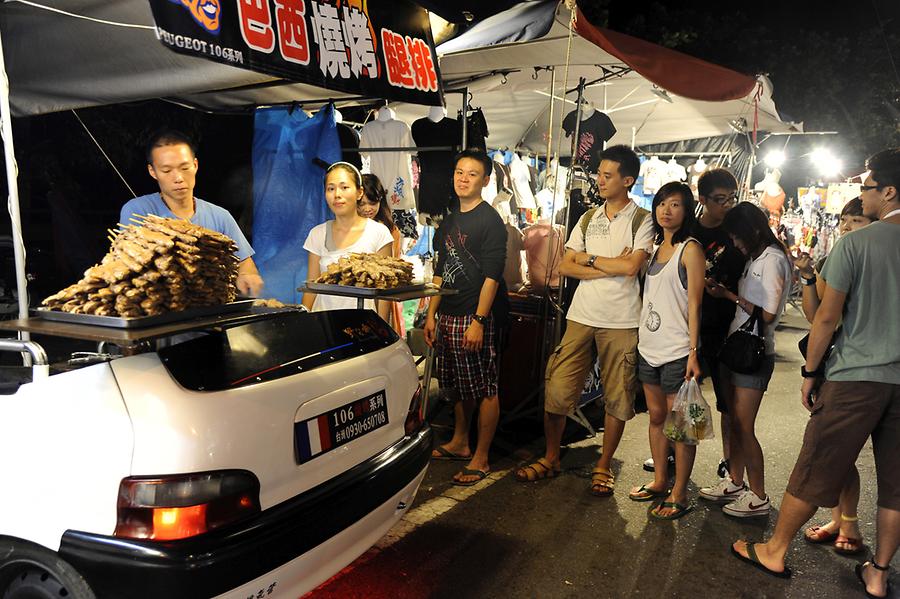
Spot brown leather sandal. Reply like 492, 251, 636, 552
514, 458, 561, 482
590, 467, 615, 497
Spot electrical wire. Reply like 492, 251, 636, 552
7, 0, 156, 29
70, 110, 138, 198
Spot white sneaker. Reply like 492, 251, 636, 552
722, 490, 771, 518
698, 476, 747, 502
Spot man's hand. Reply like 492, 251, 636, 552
704, 277, 728, 298
800, 376, 821, 411
424, 316, 437, 347
794, 253, 814, 278
619, 246, 633, 257
463, 320, 484, 352
237, 273, 264, 297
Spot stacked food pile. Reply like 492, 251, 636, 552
315, 253, 415, 288
42, 215, 238, 317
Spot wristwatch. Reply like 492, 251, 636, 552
801, 364, 824, 378
586, 255, 598, 268
472, 314, 487, 325
801, 275, 817, 286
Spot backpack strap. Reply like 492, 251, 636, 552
580, 207, 599, 238
631, 206, 649, 246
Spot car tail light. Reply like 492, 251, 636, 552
114, 470, 260, 540
404, 384, 424, 435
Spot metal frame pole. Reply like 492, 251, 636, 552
0, 27, 32, 356
460, 86, 469, 149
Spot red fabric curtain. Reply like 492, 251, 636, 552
574, 9, 757, 102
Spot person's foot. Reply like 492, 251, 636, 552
857, 561, 890, 598
453, 458, 490, 485
722, 489, 770, 518
804, 520, 840, 543
431, 443, 471, 461
698, 475, 747, 502
717, 458, 730, 478
835, 515, 864, 554
652, 493, 688, 518
731, 540, 788, 576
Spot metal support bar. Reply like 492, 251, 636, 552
348, 145, 457, 153
0, 338, 49, 381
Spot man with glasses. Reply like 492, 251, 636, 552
730, 149, 900, 595
693, 169, 747, 480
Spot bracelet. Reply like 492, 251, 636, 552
801, 275, 817, 286
689, 347, 699, 353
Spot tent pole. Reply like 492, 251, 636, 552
461, 86, 469, 149
0, 27, 31, 356
545, 66, 556, 168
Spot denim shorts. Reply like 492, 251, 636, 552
723, 354, 776, 391
637, 352, 689, 395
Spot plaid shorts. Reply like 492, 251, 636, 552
436, 313, 499, 403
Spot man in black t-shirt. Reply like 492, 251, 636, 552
693, 168, 747, 477
424, 150, 508, 486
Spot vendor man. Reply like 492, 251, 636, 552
120, 130, 264, 297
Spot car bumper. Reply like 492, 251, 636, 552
59, 426, 432, 599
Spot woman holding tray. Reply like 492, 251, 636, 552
302, 162, 393, 319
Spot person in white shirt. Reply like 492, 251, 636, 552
699, 202, 793, 518
302, 162, 394, 320
627, 181, 705, 520
514, 145, 654, 498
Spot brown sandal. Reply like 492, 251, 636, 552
591, 467, 615, 497
515, 458, 561, 482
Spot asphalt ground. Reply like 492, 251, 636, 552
309, 309, 897, 598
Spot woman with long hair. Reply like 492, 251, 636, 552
627, 182, 705, 519
795, 197, 873, 554
699, 202, 793, 517
358, 173, 405, 334
301, 162, 393, 320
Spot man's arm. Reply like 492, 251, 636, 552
805, 283, 845, 372
592, 249, 649, 277
558, 249, 609, 280
236, 257, 264, 297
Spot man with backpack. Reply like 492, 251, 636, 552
515, 145, 653, 497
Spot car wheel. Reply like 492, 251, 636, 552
0, 538, 95, 599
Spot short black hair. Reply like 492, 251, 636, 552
697, 168, 738, 198
866, 148, 900, 191
145, 129, 197, 164
651, 181, 697, 244
453, 148, 493, 178
598, 145, 640, 188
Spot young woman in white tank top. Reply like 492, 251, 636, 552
628, 182, 706, 520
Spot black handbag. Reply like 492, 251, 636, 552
719, 306, 766, 374
798, 326, 840, 362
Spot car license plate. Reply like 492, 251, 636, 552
294, 390, 389, 463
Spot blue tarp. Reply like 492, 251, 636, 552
252, 105, 341, 303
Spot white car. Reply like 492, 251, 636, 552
0, 308, 431, 598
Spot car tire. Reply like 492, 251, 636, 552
0, 537, 96, 599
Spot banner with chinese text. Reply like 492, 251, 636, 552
149, 0, 443, 106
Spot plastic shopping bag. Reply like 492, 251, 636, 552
663, 378, 715, 445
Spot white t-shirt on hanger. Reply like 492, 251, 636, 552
359, 117, 417, 211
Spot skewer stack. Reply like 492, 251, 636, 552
315, 252, 415, 288
42, 215, 238, 317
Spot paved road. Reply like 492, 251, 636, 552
309, 315, 896, 598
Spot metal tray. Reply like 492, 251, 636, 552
33, 300, 255, 329
302, 281, 428, 297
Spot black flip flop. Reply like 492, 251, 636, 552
452, 468, 490, 486
730, 542, 792, 579
856, 562, 892, 599
431, 446, 471, 461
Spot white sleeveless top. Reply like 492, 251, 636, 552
638, 240, 695, 367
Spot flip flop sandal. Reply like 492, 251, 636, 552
730, 542, 792, 579
628, 484, 668, 502
804, 525, 839, 544
431, 446, 472, 461
452, 468, 490, 487
514, 459, 560, 482
833, 535, 865, 555
590, 468, 615, 497
649, 501, 693, 520
856, 561, 892, 599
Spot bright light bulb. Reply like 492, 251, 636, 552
811, 148, 842, 177
764, 150, 785, 168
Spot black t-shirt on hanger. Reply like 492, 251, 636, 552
562, 110, 616, 173
411, 116, 458, 216
336, 123, 362, 169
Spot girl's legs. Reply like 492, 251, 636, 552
730, 385, 766, 498
632, 382, 669, 494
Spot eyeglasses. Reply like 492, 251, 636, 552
859, 184, 883, 192
709, 194, 738, 206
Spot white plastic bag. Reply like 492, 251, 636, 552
663, 378, 715, 445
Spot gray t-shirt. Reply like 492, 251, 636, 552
821, 221, 900, 383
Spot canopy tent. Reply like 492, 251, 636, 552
391, 2, 801, 155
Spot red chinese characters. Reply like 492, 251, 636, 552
381, 28, 437, 92
237, 0, 276, 52
275, 0, 310, 65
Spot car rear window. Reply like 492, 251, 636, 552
158, 310, 399, 391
